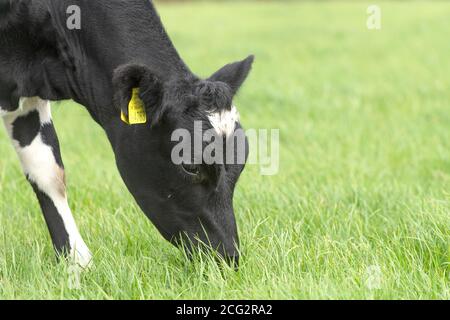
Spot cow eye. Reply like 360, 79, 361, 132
181, 163, 200, 176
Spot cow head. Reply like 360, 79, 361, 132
111, 56, 254, 267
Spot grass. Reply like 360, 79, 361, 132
0, 1, 449, 299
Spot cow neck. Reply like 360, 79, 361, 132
50, 0, 191, 125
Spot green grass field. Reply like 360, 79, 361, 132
0, 1, 449, 299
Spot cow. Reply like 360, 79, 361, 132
0, 0, 254, 268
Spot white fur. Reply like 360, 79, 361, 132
1, 97, 49, 120
3, 97, 92, 268
207, 105, 240, 137
16, 135, 91, 266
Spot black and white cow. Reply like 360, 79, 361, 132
0, 0, 253, 268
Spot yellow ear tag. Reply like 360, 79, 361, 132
121, 88, 147, 125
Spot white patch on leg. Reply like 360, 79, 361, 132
207, 105, 240, 137
2, 97, 51, 121
3, 97, 92, 268
20, 97, 52, 124
51, 195, 93, 268
16, 134, 92, 267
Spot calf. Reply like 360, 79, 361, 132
0, 0, 253, 268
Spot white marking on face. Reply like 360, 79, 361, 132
207, 105, 240, 137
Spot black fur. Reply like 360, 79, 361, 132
209, 55, 255, 95
195, 81, 233, 112
30, 182, 70, 256
41, 122, 64, 168
0, 0, 30, 29
12, 113, 70, 258
112, 64, 163, 125
1, 0, 254, 265
12, 110, 41, 147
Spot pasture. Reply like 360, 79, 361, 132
0, 1, 449, 299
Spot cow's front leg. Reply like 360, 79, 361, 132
3, 97, 92, 268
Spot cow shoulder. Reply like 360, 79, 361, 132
0, 0, 71, 110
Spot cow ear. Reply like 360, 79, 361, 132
112, 64, 163, 124
208, 55, 254, 95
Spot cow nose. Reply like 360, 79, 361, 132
180, 234, 240, 269
217, 239, 240, 270
224, 254, 239, 270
